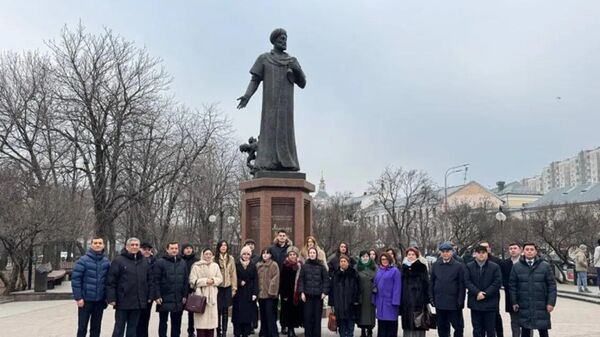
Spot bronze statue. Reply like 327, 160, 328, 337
237, 28, 306, 172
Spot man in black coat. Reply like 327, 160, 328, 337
480, 241, 504, 337
464, 245, 502, 337
500, 243, 523, 337
431, 242, 466, 337
509, 243, 557, 337
137, 242, 156, 337
154, 242, 188, 337
270, 230, 292, 334
182, 243, 200, 337
106, 238, 153, 337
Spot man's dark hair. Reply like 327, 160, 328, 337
140, 242, 153, 249
90, 236, 104, 244
508, 242, 521, 248
277, 229, 287, 234
166, 242, 179, 249
523, 242, 538, 250
597, 239, 600, 245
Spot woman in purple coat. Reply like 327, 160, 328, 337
372, 252, 402, 337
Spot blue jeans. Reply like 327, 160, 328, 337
337, 319, 355, 337
576, 271, 588, 289
596, 268, 600, 291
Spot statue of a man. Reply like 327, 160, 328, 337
237, 28, 306, 172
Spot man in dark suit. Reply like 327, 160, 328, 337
500, 243, 523, 337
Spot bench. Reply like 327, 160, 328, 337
60, 261, 75, 280
47, 270, 66, 289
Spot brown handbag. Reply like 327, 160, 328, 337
185, 284, 207, 314
327, 312, 337, 332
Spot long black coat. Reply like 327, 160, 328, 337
500, 258, 518, 313
232, 260, 259, 325
106, 251, 152, 310
400, 261, 430, 331
464, 259, 502, 312
298, 259, 329, 296
280, 259, 303, 328
509, 258, 557, 330
329, 266, 360, 320
430, 257, 465, 310
153, 255, 188, 312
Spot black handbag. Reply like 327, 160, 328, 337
414, 305, 436, 330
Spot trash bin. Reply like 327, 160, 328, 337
34, 264, 51, 292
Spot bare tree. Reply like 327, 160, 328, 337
368, 166, 435, 254
313, 193, 377, 256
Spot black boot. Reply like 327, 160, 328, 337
360, 328, 366, 337
221, 312, 228, 337
280, 327, 287, 335
367, 328, 373, 337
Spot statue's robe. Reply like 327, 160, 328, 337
249, 50, 306, 171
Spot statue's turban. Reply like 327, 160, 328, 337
270, 28, 287, 44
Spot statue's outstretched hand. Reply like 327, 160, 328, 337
237, 96, 249, 109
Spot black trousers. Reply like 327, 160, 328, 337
303, 295, 323, 337
259, 298, 278, 337
521, 328, 548, 337
495, 312, 504, 337
112, 309, 141, 337
159, 311, 184, 337
376, 320, 398, 337
188, 310, 196, 336
137, 303, 153, 337
436, 309, 464, 337
470, 310, 497, 337
77, 300, 106, 337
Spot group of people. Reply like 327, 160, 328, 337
71, 230, 564, 337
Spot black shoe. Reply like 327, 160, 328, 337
249, 330, 255, 335
281, 328, 287, 335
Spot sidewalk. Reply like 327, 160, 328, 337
1, 291, 599, 337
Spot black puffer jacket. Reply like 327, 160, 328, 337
509, 258, 557, 330
329, 266, 360, 320
464, 259, 502, 311
106, 250, 152, 310
153, 255, 188, 312
400, 261, 430, 331
298, 258, 329, 296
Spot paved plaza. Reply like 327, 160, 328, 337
0, 291, 598, 337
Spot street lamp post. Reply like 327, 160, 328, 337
444, 164, 469, 212
495, 210, 507, 259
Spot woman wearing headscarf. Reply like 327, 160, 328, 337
280, 246, 304, 337
300, 236, 327, 268
216, 240, 237, 337
257, 248, 280, 337
372, 252, 401, 337
190, 248, 223, 337
357, 251, 377, 337
232, 246, 258, 337
399, 247, 430, 337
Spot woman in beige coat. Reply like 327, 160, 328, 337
190, 248, 224, 337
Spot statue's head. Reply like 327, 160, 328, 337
270, 28, 287, 51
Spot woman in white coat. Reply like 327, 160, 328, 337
190, 248, 224, 337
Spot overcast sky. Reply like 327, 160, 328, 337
2, 1, 599, 194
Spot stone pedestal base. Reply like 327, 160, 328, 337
240, 177, 315, 249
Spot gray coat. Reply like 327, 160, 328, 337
509, 258, 557, 330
